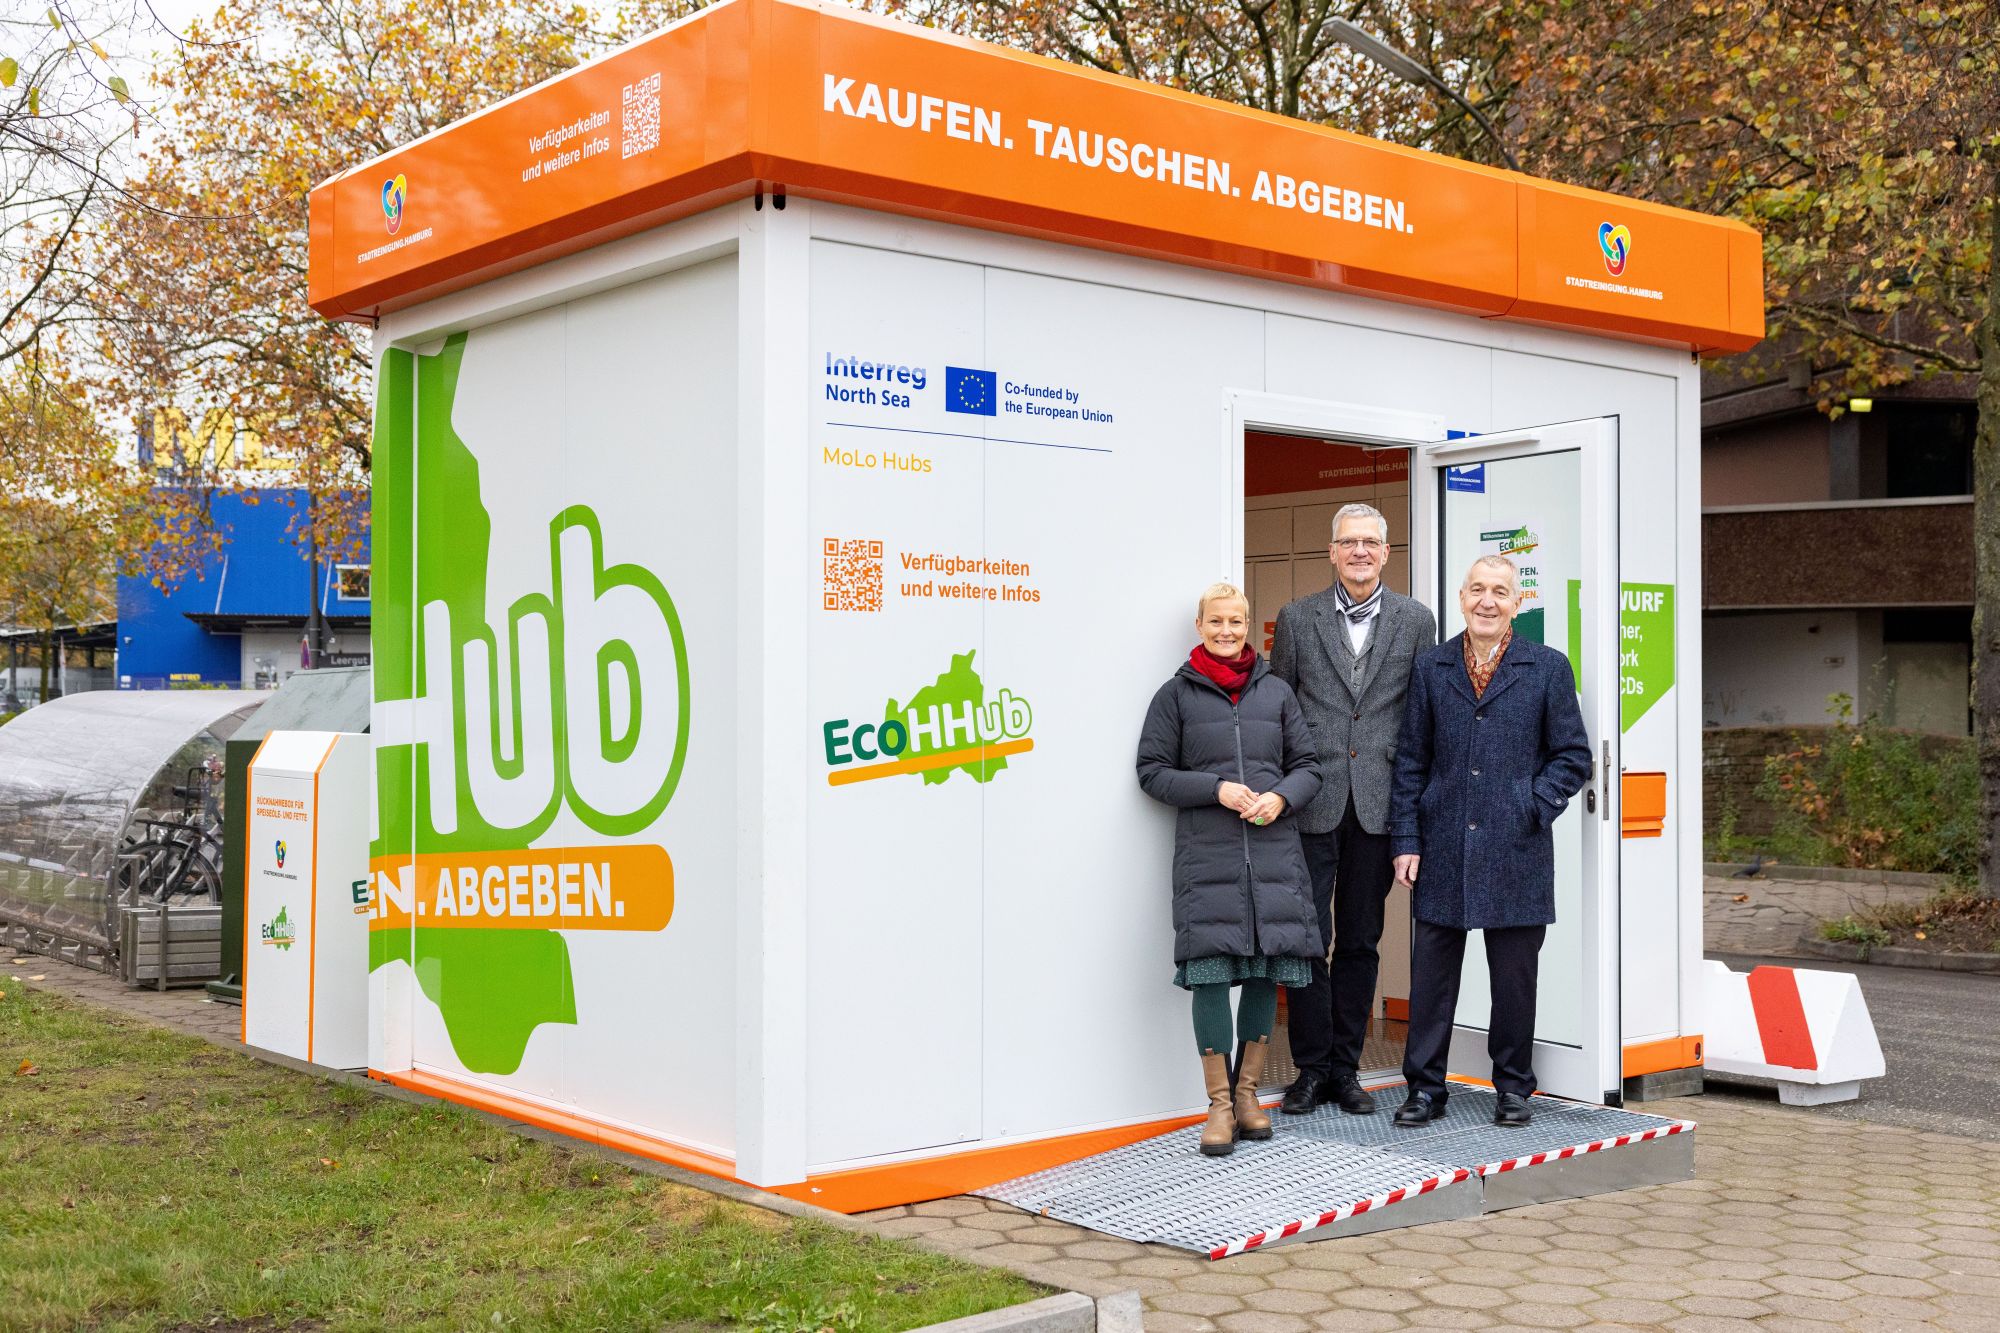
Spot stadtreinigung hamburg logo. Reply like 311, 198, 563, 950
1598, 221, 1632, 277
382, 173, 408, 235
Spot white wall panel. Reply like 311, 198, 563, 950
408, 258, 740, 1153
806, 243, 987, 1164
981, 270, 1264, 1138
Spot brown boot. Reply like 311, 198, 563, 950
1199, 1051, 1236, 1156
1233, 1039, 1273, 1140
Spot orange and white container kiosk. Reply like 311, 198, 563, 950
309, 0, 1756, 1211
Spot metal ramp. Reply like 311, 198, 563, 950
977, 1085, 1694, 1258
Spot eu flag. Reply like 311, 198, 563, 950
946, 366, 997, 417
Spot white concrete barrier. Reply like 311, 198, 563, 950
1699, 959, 1884, 1105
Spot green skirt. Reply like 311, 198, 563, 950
1173, 954, 1311, 990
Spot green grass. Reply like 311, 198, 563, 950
0, 987, 1045, 1332
1817, 916, 1892, 951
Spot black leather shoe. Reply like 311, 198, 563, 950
1281, 1070, 1329, 1115
1330, 1072, 1377, 1116
1494, 1092, 1534, 1127
1392, 1090, 1446, 1127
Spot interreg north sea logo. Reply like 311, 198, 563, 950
822, 650, 1033, 787
382, 173, 408, 235
260, 905, 296, 951
274, 839, 287, 869
1598, 222, 1632, 277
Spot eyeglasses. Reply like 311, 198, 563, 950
1333, 538, 1387, 551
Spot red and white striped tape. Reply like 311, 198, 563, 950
1204, 1118, 1698, 1259
1206, 1167, 1475, 1259
1477, 1118, 1696, 1177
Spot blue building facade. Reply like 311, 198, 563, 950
117, 489, 371, 689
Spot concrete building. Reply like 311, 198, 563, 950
1701, 365, 1974, 735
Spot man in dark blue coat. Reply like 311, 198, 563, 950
1386, 554, 1592, 1128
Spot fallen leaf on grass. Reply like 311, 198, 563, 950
17, 1061, 40, 1076
318, 1157, 341, 1169
1914, 930, 1927, 940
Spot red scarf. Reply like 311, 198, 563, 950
1189, 645, 1256, 702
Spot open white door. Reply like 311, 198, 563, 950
1411, 417, 1622, 1105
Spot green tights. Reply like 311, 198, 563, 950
1192, 979, 1277, 1056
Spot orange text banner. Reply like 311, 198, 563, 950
307, 0, 1762, 353
367, 846, 674, 932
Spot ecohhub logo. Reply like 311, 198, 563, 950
274, 838, 287, 869
822, 650, 1033, 787
382, 173, 408, 235
1598, 222, 1631, 277
260, 905, 296, 951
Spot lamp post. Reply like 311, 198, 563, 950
303, 491, 328, 672
1325, 19, 1521, 173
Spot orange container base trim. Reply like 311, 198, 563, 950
1621, 1035, 1704, 1080
366, 1066, 1208, 1213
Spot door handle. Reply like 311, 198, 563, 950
1601, 741, 1611, 821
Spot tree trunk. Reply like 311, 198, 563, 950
37, 631, 53, 705
1975, 171, 2000, 899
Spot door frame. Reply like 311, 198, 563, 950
1223, 391, 1444, 581
1412, 417, 1623, 1106
1225, 391, 1442, 1084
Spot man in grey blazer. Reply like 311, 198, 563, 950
1270, 502, 1437, 1115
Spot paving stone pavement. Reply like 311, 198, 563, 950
862, 1093, 2000, 1330
17, 919, 2000, 1330
3, 955, 241, 1043
1702, 873, 1932, 958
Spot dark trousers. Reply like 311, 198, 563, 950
1403, 919, 1546, 1099
1286, 802, 1394, 1080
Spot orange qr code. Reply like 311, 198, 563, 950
823, 538, 885, 612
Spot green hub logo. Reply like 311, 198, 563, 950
822, 649, 1034, 787
408, 506, 690, 839
370, 332, 691, 1076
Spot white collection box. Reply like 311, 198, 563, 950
243, 730, 370, 1070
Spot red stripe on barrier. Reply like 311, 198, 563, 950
1747, 965, 1820, 1070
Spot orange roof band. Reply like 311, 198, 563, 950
307, 0, 1764, 353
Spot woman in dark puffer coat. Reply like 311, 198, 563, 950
1137, 581, 1323, 1156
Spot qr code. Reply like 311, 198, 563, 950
622, 72, 661, 160
823, 538, 884, 613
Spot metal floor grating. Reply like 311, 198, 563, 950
1281, 1085, 1690, 1172
975, 1085, 1695, 1256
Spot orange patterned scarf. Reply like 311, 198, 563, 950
1464, 628, 1513, 698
